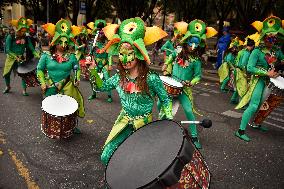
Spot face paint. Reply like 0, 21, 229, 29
119, 43, 135, 65
187, 36, 200, 50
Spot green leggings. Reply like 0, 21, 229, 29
3, 68, 27, 89
101, 125, 133, 165
239, 79, 265, 131
157, 92, 198, 137
220, 76, 229, 90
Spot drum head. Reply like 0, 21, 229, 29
17, 58, 39, 74
106, 120, 184, 189
159, 76, 183, 88
270, 76, 284, 90
41, 94, 78, 117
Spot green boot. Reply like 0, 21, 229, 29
73, 127, 82, 134
235, 130, 251, 142
249, 123, 269, 132
88, 93, 96, 100
192, 137, 202, 149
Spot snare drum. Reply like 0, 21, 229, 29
17, 58, 40, 87
41, 94, 78, 139
253, 76, 284, 124
160, 76, 183, 97
105, 120, 210, 189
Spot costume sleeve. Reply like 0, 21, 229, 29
37, 53, 47, 85
97, 73, 119, 91
276, 49, 284, 61
190, 59, 202, 85
247, 49, 267, 76
5, 35, 17, 58
148, 73, 173, 119
26, 37, 39, 58
240, 51, 250, 69
70, 54, 81, 81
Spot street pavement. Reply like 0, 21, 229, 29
0, 52, 283, 189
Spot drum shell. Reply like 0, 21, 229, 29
18, 70, 40, 87
41, 110, 77, 139
163, 82, 183, 97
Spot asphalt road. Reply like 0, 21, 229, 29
0, 53, 283, 189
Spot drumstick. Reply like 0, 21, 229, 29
181, 119, 212, 128
73, 65, 78, 83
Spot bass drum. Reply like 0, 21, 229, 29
105, 120, 210, 189
17, 58, 40, 87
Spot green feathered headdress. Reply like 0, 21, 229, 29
251, 15, 284, 40
229, 37, 244, 49
100, 17, 168, 64
10, 17, 33, 32
179, 19, 218, 47
42, 19, 81, 47
87, 19, 107, 34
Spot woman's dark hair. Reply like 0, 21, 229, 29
117, 59, 150, 96
49, 44, 70, 54
178, 43, 201, 59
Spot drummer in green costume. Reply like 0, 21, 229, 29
94, 17, 172, 165
230, 37, 256, 104
87, 19, 113, 102
218, 37, 242, 93
37, 19, 85, 134
3, 17, 40, 95
235, 16, 284, 142
159, 19, 217, 149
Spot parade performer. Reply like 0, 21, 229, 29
161, 21, 187, 76
216, 23, 231, 69
3, 17, 40, 95
93, 17, 172, 165
37, 19, 85, 133
230, 36, 256, 104
75, 26, 91, 80
159, 19, 217, 149
235, 16, 284, 142
87, 19, 113, 102
218, 37, 242, 93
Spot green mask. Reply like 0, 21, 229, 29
119, 43, 135, 64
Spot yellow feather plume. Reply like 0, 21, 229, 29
87, 22, 94, 30
206, 27, 218, 38
174, 21, 188, 35
251, 21, 263, 32
42, 23, 56, 36
27, 19, 33, 26
71, 25, 81, 36
144, 26, 168, 46
10, 20, 18, 27
87, 29, 92, 34
103, 24, 119, 40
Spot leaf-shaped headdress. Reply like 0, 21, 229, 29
251, 15, 284, 40
100, 17, 167, 64
229, 37, 244, 49
87, 19, 107, 34
179, 19, 218, 47
10, 17, 33, 32
42, 19, 81, 46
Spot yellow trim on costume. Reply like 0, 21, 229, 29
87, 22, 94, 30
133, 41, 151, 64
27, 19, 33, 26
103, 24, 119, 40
251, 21, 263, 32
144, 26, 168, 46
282, 20, 284, 28
206, 27, 218, 38
10, 20, 18, 27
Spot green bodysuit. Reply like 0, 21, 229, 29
100, 72, 173, 165
37, 52, 85, 117
3, 34, 37, 89
218, 52, 235, 91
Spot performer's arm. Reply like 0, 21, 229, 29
96, 73, 119, 91
5, 35, 17, 58
36, 53, 47, 86
190, 60, 202, 85
27, 37, 40, 58
247, 49, 267, 76
149, 73, 173, 120
240, 51, 250, 70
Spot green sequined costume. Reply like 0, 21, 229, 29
3, 34, 37, 90
37, 52, 85, 118
99, 72, 173, 165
